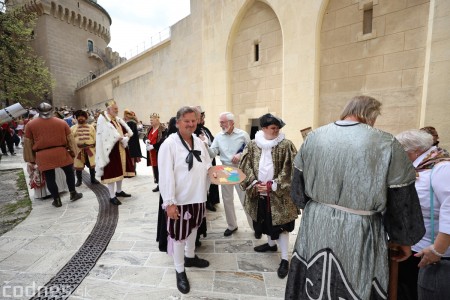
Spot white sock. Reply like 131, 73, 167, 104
185, 228, 198, 258
173, 240, 186, 273
107, 183, 115, 198
267, 236, 276, 247
278, 232, 289, 260
116, 180, 122, 193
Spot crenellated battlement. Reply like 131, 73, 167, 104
14, 0, 111, 44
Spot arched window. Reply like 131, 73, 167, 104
87, 40, 94, 52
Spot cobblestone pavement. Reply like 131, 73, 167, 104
0, 144, 300, 300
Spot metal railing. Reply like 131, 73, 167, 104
76, 27, 171, 89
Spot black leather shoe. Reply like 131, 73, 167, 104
75, 179, 82, 187
91, 179, 100, 184
110, 197, 122, 205
185, 255, 209, 268
116, 191, 131, 197
176, 271, 190, 294
206, 202, 216, 212
52, 197, 62, 207
277, 259, 289, 279
152, 186, 159, 192
70, 191, 83, 201
224, 227, 238, 237
254, 232, 262, 239
254, 243, 277, 252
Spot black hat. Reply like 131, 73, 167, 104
259, 113, 285, 128
74, 110, 88, 119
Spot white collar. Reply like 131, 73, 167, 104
254, 130, 285, 150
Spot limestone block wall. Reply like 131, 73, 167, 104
200, 0, 325, 145
76, 0, 329, 145
421, 0, 450, 150
230, 1, 282, 133
77, 11, 204, 125
319, 0, 430, 135
76, 0, 448, 147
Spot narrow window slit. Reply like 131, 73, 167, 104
363, 6, 373, 34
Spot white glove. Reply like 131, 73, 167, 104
121, 136, 129, 148
146, 141, 154, 151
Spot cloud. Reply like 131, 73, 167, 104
97, 0, 190, 57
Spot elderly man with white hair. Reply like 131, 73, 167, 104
207, 112, 253, 237
396, 129, 450, 300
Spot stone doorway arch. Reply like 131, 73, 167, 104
229, 1, 283, 131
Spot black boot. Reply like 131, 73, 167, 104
52, 197, 62, 207
70, 191, 83, 201
89, 168, 100, 184
176, 271, 190, 294
75, 170, 82, 187
152, 185, 159, 192
277, 259, 289, 279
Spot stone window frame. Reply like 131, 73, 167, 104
87, 39, 94, 53
252, 38, 262, 66
357, 0, 378, 42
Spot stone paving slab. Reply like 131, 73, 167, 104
0, 146, 300, 299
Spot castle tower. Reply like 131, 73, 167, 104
6, 0, 112, 108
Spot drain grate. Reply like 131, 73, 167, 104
30, 172, 118, 300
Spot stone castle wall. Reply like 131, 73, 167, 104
319, 0, 430, 134
76, 0, 450, 149
11, 0, 112, 108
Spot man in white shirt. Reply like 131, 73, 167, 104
158, 106, 212, 294
207, 112, 253, 237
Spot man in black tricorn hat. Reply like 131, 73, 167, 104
71, 110, 99, 187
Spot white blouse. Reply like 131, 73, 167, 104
412, 146, 450, 257
158, 133, 212, 207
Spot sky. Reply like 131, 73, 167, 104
97, 0, 191, 58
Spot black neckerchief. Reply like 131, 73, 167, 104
177, 131, 202, 171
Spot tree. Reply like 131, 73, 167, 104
0, 1, 54, 107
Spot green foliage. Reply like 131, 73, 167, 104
0, 3, 54, 106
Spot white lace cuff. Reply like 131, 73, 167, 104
271, 180, 277, 191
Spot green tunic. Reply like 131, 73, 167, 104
285, 122, 425, 300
